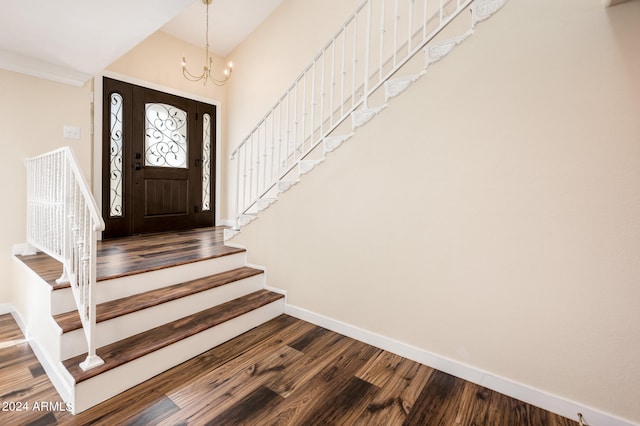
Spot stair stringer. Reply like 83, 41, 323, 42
10, 256, 74, 405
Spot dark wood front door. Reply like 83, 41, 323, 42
102, 77, 216, 238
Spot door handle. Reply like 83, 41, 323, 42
135, 162, 141, 170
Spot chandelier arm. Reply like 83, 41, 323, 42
183, 71, 206, 82
182, 62, 207, 81
181, 0, 232, 86
207, 72, 232, 86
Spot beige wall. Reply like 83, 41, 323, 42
106, 31, 227, 105
0, 69, 93, 304
232, 0, 640, 423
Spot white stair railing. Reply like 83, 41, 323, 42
25, 147, 105, 372
230, 0, 506, 232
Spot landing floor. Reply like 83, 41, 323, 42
16, 227, 240, 288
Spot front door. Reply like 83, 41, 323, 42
102, 77, 216, 238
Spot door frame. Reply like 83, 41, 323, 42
92, 71, 224, 238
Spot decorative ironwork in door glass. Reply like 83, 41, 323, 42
144, 103, 188, 168
202, 113, 211, 211
109, 93, 123, 217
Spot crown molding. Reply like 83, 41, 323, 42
0, 49, 91, 87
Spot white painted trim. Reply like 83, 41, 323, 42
0, 50, 90, 87
284, 303, 638, 426
9, 308, 27, 336
265, 285, 287, 301
102, 71, 223, 106
92, 75, 103, 238
218, 219, 235, 228
212, 248, 286, 302
92, 71, 224, 230
8, 309, 74, 405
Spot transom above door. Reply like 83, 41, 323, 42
102, 77, 216, 238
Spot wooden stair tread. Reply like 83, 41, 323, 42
16, 228, 246, 290
63, 289, 284, 383
54, 267, 264, 333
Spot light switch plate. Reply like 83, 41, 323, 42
63, 125, 81, 140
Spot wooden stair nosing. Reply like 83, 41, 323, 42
19, 235, 248, 291
63, 289, 284, 384
94, 246, 246, 282
53, 266, 265, 333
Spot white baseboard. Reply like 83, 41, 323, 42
9, 308, 74, 405
285, 303, 638, 426
218, 219, 235, 228
265, 285, 287, 299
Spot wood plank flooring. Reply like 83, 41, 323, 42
16, 227, 243, 288
0, 313, 577, 425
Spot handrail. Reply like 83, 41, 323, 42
25, 146, 105, 371
230, 0, 493, 229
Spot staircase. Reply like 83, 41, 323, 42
15, 228, 284, 414
16, 0, 509, 416
226, 0, 508, 240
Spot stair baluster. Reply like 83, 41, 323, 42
25, 147, 105, 371
228, 0, 507, 238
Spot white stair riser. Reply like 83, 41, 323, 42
71, 299, 285, 414
50, 252, 247, 314
59, 274, 265, 360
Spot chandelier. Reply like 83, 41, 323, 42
182, 0, 233, 86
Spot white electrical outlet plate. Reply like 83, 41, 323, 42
63, 125, 81, 140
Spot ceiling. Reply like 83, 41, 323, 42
161, 0, 284, 58
0, 0, 283, 86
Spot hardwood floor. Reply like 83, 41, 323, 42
10, 227, 578, 424
16, 227, 243, 288
0, 313, 577, 425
